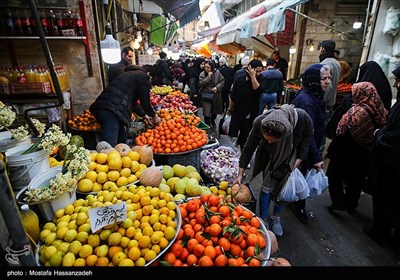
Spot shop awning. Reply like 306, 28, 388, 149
151, 0, 201, 27
216, 0, 308, 54
241, 0, 309, 38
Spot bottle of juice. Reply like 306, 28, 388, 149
20, 204, 40, 244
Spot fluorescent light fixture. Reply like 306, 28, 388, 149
353, 18, 362, 29
100, 22, 120, 64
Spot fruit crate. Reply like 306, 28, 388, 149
154, 148, 202, 171
0, 83, 10, 95
9, 82, 52, 95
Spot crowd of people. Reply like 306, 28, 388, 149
89, 42, 400, 252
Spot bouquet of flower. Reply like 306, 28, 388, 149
21, 124, 70, 155
1, 101, 46, 141
24, 144, 91, 203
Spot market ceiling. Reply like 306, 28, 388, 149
150, 0, 200, 27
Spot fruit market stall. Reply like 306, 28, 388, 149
284, 80, 353, 105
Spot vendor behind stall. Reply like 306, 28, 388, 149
89, 65, 161, 147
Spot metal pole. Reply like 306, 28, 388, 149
0, 160, 36, 266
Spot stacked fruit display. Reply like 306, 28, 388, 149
161, 94, 197, 113
68, 110, 102, 131
135, 114, 208, 154
158, 194, 270, 266
36, 186, 180, 267
76, 143, 154, 194
151, 85, 174, 96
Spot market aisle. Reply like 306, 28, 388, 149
213, 113, 400, 267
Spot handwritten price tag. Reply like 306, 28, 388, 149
89, 203, 127, 233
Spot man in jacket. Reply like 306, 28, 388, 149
89, 65, 161, 147
107, 47, 134, 83
153, 51, 173, 86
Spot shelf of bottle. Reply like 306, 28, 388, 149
0, 36, 86, 40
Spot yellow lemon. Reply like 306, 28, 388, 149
107, 151, 121, 161
43, 245, 57, 260
56, 226, 69, 240
87, 161, 97, 171
108, 157, 122, 170
121, 156, 132, 168
102, 181, 117, 191
96, 244, 109, 258
44, 232, 56, 246
92, 182, 102, 192
120, 191, 132, 201
139, 163, 147, 171
130, 161, 140, 173
96, 153, 108, 164
69, 240, 82, 255
96, 171, 108, 184
127, 174, 137, 184
78, 223, 91, 233
73, 258, 86, 266
112, 251, 127, 266
42, 222, 56, 232
120, 167, 131, 178
85, 170, 98, 183
128, 151, 140, 162
76, 231, 89, 243
57, 242, 70, 254
118, 258, 134, 266
90, 152, 98, 162
88, 234, 101, 247
64, 229, 78, 242
116, 176, 129, 187
219, 180, 229, 190
107, 170, 120, 182
96, 164, 109, 173
79, 244, 93, 258
127, 246, 141, 261
54, 208, 65, 219
108, 232, 122, 246
76, 212, 88, 225
62, 252, 75, 266
77, 179, 93, 193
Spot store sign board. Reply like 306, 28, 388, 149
138, 54, 159, 66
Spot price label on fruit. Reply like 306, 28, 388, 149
89, 203, 127, 232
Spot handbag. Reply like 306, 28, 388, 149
202, 92, 215, 102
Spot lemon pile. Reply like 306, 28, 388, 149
38, 185, 178, 267
77, 150, 148, 193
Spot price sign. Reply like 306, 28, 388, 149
89, 203, 127, 233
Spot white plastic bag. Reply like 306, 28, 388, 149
222, 115, 231, 134
305, 168, 329, 198
383, 7, 400, 36
277, 168, 309, 202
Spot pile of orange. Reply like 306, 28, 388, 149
157, 194, 268, 266
135, 118, 207, 154
157, 108, 201, 126
68, 109, 102, 131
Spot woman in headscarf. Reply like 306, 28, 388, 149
364, 66, 400, 247
326, 82, 387, 213
234, 104, 314, 236
357, 61, 393, 110
291, 64, 331, 224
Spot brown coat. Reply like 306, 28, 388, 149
199, 69, 225, 114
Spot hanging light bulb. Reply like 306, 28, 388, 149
132, 13, 138, 26
353, 18, 362, 29
309, 43, 315, 52
133, 39, 140, 50
289, 44, 296, 54
136, 31, 142, 42
100, 22, 121, 64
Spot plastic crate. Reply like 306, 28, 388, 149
154, 149, 202, 171
10, 82, 52, 95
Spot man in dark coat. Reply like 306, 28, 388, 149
218, 57, 234, 112
153, 51, 173, 86
365, 65, 400, 247
107, 47, 134, 83
89, 65, 161, 146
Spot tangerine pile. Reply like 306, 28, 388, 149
158, 194, 268, 266
68, 109, 102, 131
135, 118, 208, 154
156, 108, 201, 126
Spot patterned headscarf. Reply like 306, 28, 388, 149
337, 82, 388, 149
301, 64, 325, 96
261, 104, 298, 193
